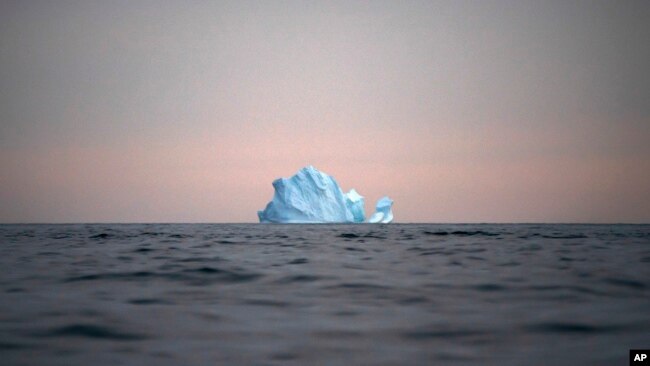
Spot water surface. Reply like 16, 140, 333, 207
0, 224, 648, 365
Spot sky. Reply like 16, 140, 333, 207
1, 0, 649, 223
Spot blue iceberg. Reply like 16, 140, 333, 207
368, 196, 394, 223
345, 189, 365, 223
258, 166, 355, 223
258, 166, 392, 223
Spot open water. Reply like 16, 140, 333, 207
0, 224, 648, 365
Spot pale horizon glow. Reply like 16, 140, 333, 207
1, 0, 649, 223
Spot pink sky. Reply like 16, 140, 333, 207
1, 1, 649, 222
2, 121, 648, 223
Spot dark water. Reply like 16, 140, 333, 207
0, 224, 648, 365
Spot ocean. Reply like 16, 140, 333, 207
0, 224, 648, 365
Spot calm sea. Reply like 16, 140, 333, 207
0, 224, 648, 365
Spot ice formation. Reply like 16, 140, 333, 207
258, 166, 358, 223
368, 196, 394, 224
345, 189, 365, 223
258, 166, 392, 223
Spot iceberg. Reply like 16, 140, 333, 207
345, 189, 365, 223
258, 166, 393, 223
258, 166, 356, 223
368, 196, 394, 223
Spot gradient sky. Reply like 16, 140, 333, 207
1, 0, 649, 223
